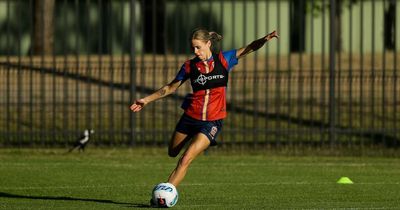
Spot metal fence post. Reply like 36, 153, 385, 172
329, 0, 336, 145
129, 0, 136, 146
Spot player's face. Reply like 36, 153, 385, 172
191, 39, 211, 61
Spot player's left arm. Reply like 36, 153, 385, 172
130, 79, 183, 112
236, 30, 278, 59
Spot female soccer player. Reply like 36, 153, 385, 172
130, 28, 278, 190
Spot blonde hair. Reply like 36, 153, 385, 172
191, 28, 223, 43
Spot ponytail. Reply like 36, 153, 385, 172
209, 31, 223, 42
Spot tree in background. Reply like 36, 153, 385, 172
33, 0, 55, 55
307, 0, 396, 52
384, 0, 396, 50
306, 0, 358, 52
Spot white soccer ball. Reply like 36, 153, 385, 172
151, 182, 179, 208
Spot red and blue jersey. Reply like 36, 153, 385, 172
175, 50, 238, 121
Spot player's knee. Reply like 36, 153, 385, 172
179, 154, 193, 168
168, 148, 179, 157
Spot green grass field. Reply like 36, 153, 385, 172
0, 148, 400, 209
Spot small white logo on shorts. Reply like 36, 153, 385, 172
209, 126, 218, 139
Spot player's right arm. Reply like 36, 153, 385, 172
130, 79, 183, 112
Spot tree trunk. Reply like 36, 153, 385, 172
33, 0, 55, 55
335, 0, 342, 52
384, 0, 396, 50
143, 0, 165, 54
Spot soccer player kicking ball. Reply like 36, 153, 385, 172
130, 28, 278, 206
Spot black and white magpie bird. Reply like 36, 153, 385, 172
68, 129, 94, 153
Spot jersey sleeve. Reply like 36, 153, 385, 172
174, 63, 189, 81
222, 49, 239, 72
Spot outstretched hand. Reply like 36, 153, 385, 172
237, 30, 279, 59
130, 99, 147, 112
265, 30, 279, 41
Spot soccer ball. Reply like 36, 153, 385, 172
151, 182, 179, 208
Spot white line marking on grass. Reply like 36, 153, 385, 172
203, 162, 400, 167
2, 182, 400, 191
183, 206, 399, 210
182, 182, 400, 186
0, 162, 176, 168
303, 208, 399, 210
2, 161, 399, 170
0, 184, 137, 190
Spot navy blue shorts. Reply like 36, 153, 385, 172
175, 114, 223, 146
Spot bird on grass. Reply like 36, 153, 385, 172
68, 129, 94, 153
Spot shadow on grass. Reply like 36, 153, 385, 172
0, 192, 150, 208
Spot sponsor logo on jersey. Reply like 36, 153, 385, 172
194, 74, 225, 85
